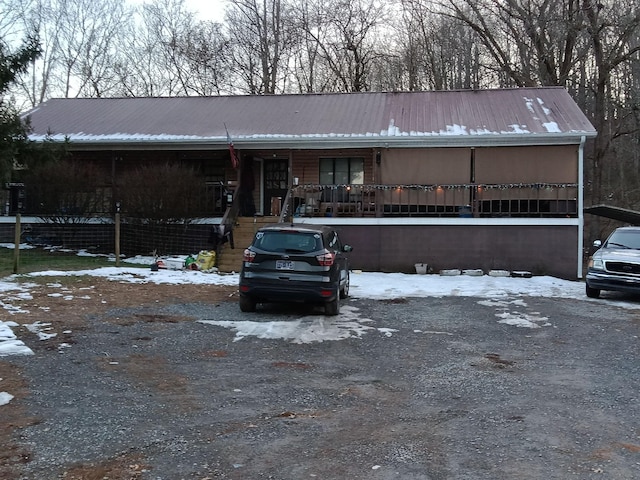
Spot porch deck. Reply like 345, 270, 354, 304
288, 183, 579, 219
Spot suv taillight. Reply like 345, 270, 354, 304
243, 249, 256, 262
316, 251, 335, 266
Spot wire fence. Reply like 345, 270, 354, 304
1, 215, 221, 274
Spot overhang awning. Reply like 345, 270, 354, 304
584, 204, 640, 225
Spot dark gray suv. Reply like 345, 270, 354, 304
586, 226, 640, 298
239, 224, 352, 315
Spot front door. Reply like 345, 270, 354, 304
263, 158, 289, 216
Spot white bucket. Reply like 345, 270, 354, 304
415, 263, 428, 274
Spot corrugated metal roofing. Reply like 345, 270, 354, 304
22, 87, 596, 150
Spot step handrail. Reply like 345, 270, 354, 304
279, 188, 292, 223
219, 191, 241, 250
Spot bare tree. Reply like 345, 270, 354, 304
113, 6, 171, 97
56, 0, 131, 97
13, 0, 63, 107
23, 158, 107, 217
0, 0, 36, 44
297, 0, 386, 92
117, 162, 208, 222
429, 0, 589, 88
113, 0, 212, 97
140, 0, 199, 96
581, 0, 640, 238
173, 20, 232, 96
224, 0, 296, 94
397, 0, 484, 90
289, 0, 327, 92
8, 0, 132, 105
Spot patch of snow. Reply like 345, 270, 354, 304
524, 97, 535, 113
0, 334, 34, 356
377, 328, 398, 337
199, 305, 375, 344
0, 391, 14, 406
0, 243, 35, 250
442, 124, 468, 135
537, 97, 551, 115
506, 124, 530, 134
479, 298, 551, 329
543, 122, 561, 133
25, 321, 58, 341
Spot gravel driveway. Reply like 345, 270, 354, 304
3, 282, 640, 479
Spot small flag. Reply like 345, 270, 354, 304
224, 124, 239, 169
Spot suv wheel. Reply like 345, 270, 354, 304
325, 290, 340, 316
239, 295, 257, 312
339, 271, 350, 299
585, 283, 601, 299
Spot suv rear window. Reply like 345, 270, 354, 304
254, 231, 322, 253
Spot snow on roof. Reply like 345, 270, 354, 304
23, 88, 596, 149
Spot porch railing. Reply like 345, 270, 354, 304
290, 183, 579, 218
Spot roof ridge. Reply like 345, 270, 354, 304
43, 86, 567, 103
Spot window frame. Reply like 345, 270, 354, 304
319, 157, 364, 186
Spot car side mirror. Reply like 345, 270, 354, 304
343, 245, 353, 252
593, 239, 602, 249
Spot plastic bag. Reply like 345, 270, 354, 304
195, 250, 216, 271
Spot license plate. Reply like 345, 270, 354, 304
276, 260, 294, 270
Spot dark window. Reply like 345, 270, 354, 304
319, 158, 364, 185
254, 231, 322, 253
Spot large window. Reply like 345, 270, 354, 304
319, 157, 364, 185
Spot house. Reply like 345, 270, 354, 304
22, 88, 596, 278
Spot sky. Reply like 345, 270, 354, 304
1, 254, 639, 406
129, 0, 226, 21
185, 0, 226, 21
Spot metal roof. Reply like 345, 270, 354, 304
22, 88, 596, 150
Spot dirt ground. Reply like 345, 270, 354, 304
0, 278, 237, 479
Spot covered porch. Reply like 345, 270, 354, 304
285, 182, 579, 219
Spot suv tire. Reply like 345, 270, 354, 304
585, 284, 600, 299
239, 295, 257, 312
325, 291, 340, 316
339, 272, 350, 299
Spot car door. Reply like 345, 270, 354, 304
326, 230, 348, 284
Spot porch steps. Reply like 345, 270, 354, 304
217, 216, 280, 273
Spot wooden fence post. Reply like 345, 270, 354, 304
13, 213, 20, 274
115, 210, 121, 267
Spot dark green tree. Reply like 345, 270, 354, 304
0, 35, 41, 182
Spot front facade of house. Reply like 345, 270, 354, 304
22, 88, 596, 278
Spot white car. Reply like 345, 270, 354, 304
586, 226, 640, 298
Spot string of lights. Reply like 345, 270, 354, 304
293, 183, 578, 192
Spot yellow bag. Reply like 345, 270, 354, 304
195, 250, 216, 270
